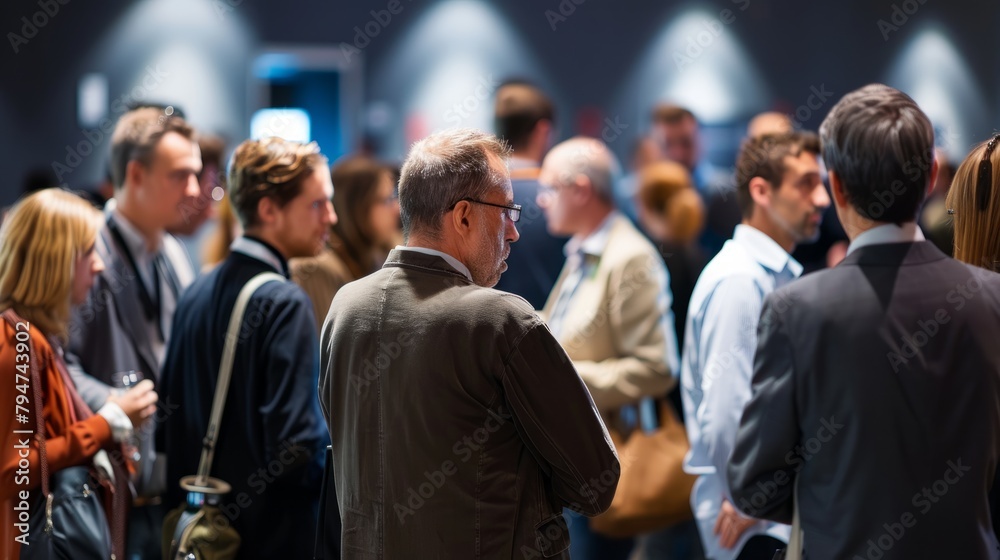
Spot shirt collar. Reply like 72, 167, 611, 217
231, 236, 290, 277
847, 222, 925, 256
111, 208, 160, 256
732, 224, 803, 277
564, 211, 619, 259
395, 245, 473, 282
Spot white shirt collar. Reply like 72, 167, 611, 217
395, 245, 473, 282
847, 222, 925, 256
564, 211, 619, 259
111, 208, 160, 257
230, 236, 289, 276
732, 224, 803, 277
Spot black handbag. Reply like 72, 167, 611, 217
4, 311, 114, 560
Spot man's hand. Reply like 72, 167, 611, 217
714, 498, 757, 549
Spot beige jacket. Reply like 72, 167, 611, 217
542, 213, 678, 413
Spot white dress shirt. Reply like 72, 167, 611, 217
681, 224, 798, 559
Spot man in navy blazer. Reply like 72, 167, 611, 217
728, 84, 1000, 560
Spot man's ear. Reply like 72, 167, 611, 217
927, 157, 940, 198
828, 171, 849, 208
748, 176, 772, 209
532, 120, 553, 152
572, 174, 595, 204
125, 160, 145, 191
448, 199, 475, 239
256, 196, 278, 227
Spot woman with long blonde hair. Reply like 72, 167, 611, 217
947, 134, 1000, 272
0, 189, 157, 559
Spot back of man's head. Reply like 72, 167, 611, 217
735, 131, 821, 218
494, 82, 554, 155
110, 107, 195, 190
398, 128, 511, 240
820, 84, 934, 224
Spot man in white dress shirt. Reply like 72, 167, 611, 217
680, 130, 829, 559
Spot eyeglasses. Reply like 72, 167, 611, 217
449, 198, 521, 223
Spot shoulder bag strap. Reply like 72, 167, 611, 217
193, 272, 286, 485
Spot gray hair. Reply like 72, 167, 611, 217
819, 83, 934, 224
545, 137, 620, 205
398, 128, 512, 239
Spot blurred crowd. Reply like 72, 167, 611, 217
1, 79, 999, 560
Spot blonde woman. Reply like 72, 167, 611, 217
947, 134, 1000, 272
0, 189, 157, 558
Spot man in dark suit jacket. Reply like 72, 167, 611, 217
492, 80, 567, 309
68, 107, 201, 558
728, 84, 1000, 560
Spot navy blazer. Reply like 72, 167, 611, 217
159, 240, 328, 559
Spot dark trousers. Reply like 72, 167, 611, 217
735, 535, 786, 560
565, 509, 634, 560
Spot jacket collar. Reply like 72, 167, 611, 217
383, 248, 473, 283
231, 236, 290, 277
838, 240, 947, 268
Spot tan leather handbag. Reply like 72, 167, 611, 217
590, 399, 697, 538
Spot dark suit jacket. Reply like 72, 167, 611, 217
494, 173, 567, 309
159, 238, 328, 559
728, 241, 1000, 560
67, 220, 190, 496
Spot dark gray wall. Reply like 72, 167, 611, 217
1, 0, 997, 206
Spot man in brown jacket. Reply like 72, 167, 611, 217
320, 128, 620, 559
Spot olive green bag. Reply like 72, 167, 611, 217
162, 272, 285, 559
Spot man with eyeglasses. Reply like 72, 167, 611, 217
319, 128, 619, 559
537, 137, 680, 560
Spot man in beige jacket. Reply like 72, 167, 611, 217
537, 136, 680, 560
